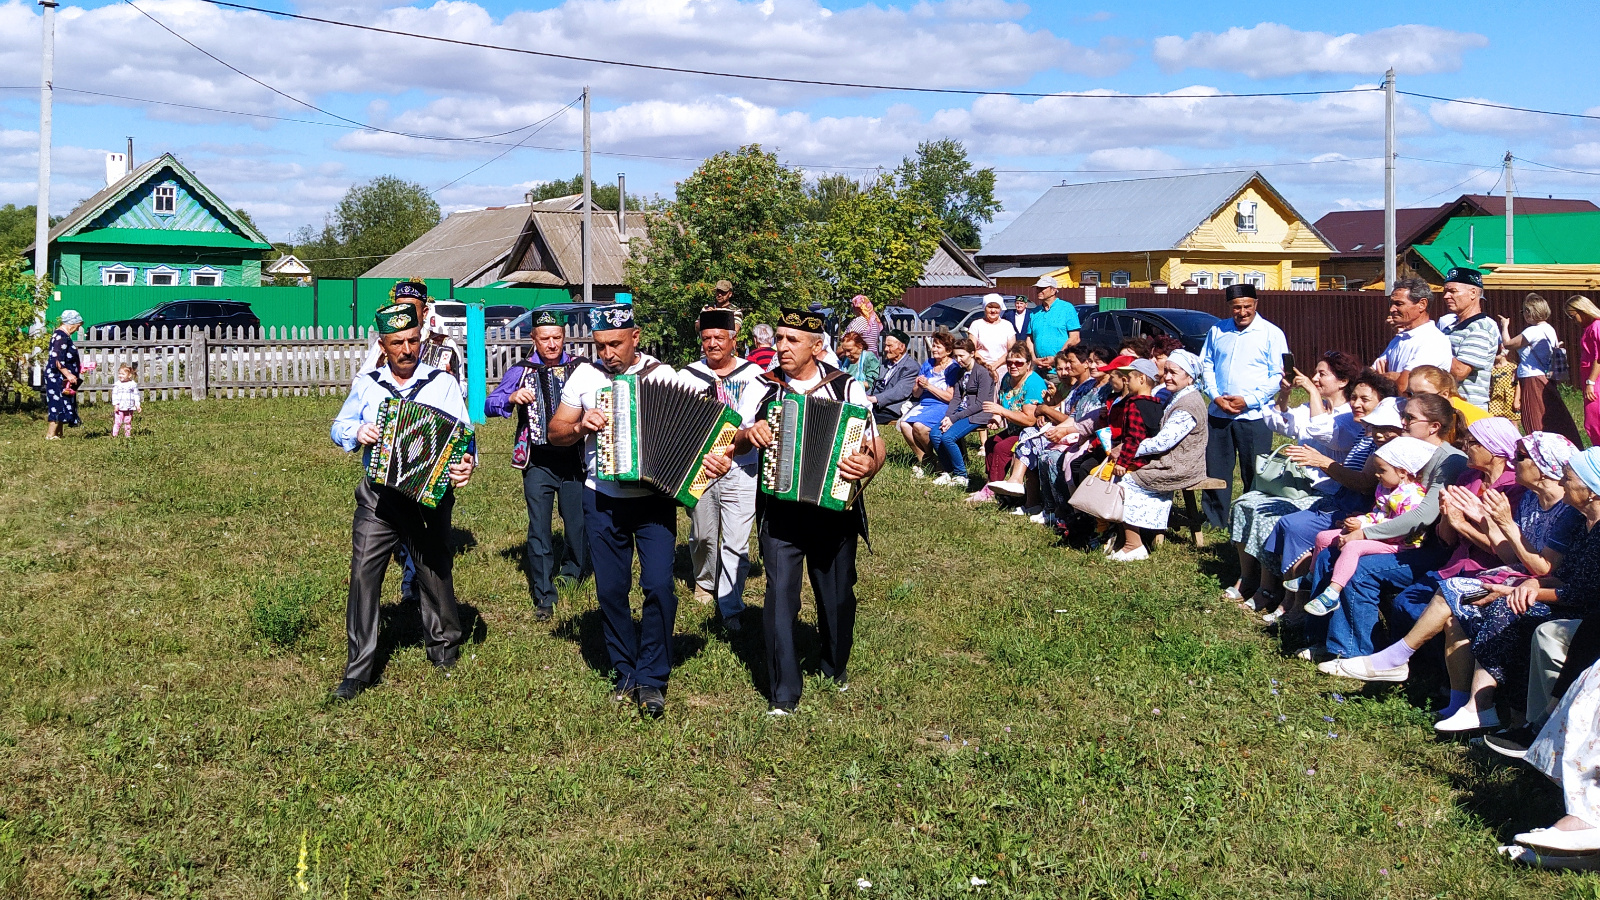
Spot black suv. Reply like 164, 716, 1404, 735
95, 300, 262, 335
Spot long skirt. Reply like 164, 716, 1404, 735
1262, 489, 1371, 575
1521, 375, 1584, 446
1122, 479, 1174, 531
1229, 490, 1319, 559
1526, 658, 1600, 826
1446, 590, 1559, 698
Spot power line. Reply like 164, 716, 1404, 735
1399, 91, 1600, 124
1513, 155, 1600, 178
1403, 165, 1498, 207
431, 96, 580, 194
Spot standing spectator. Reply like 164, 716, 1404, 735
969, 293, 1017, 378
1437, 266, 1501, 411
837, 332, 881, 387
1501, 294, 1582, 443
1199, 284, 1289, 527
1569, 295, 1600, 446
110, 363, 141, 437
1002, 295, 1032, 342
1373, 277, 1454, 394
1024, 276, 1081, 371
843, 294, 884, 354
929, 338, 995, 487
1113, 352, 1210, 561
1488, 347, 1520, 426
866, 330, 919, 426
708, 279, 744, 334
44, 310, 84, 440
901, 331, 961, 478
747, 323, 777, 371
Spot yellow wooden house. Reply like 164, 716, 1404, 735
976, 170, 1333, 294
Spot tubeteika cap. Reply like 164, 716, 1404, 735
1223, 283, 1257, 301
1444, 266, 1484, 289
778, 306, 826, 334
374, 302, 420, 334
390, 280, 429, 303
585, 304, 636, 333
697, 308, 737, 332
533, 309, 563, 328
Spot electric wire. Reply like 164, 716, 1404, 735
430, 96, 580, 194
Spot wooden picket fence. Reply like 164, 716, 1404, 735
51, 324, 598, 403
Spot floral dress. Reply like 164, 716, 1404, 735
45, 328, 81, 426
1527, 657, 1600, 828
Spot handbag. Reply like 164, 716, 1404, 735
1253, 446, 1317, 500
1551, 339, 1571, 382
1069, 460, 1124, 520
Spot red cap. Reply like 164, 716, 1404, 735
1098, 354, 1135, 373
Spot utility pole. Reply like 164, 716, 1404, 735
582, 86, 592, 305
1383, 68, 1396, 291
34, 0, 58, 286
1504, 151, 1516, 266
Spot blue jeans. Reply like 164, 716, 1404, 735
585, 489, 679, 690
930, 418, 984, 478
1306, 545, 1447, 658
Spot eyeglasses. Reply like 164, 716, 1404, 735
1006, 360, 1026, 367
1402, 414, 1419, 423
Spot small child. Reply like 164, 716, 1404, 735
1303, 436, 1436, 616
111, 363, 141, 436
1488, 346, 1520, 426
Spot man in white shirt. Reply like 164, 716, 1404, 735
1199, 284, 1288, 527
968, 293, 1017, 379
1373, 277, 1453, 395
733, 307, 886, 715
681, 308, 766, 632
548, 304, 682, 718
328, 302, 476, 701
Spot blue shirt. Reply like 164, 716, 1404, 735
1000, 370, 1047, 409
332, 363, 473, 466
1199, 314, 1288, 420
1026, 300, 1080, 359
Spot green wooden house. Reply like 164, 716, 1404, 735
23, 152, 273, 287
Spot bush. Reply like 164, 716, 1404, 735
247, 574, 332, 647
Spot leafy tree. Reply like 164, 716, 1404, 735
816, 177, 940, 313
804, 173, 864, 222
0, 255, 49, 402
294, 176, 440, 279
0, 205, 60, 263
627, 145, 822, 363
894, 139, 1000, 249
527, 174, 652, 211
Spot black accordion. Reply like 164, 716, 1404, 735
596, 372, 743, 508
511, 359, 583, 469
759, 389, 872, 511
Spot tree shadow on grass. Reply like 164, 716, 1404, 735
370, 596, 486, 681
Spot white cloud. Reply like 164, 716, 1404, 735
1081, 147, 1184, 171
1428, 97, 1549, 136
1153, 23, 1487, 78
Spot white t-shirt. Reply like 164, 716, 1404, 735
683, 357, 767, 469
1378, 319, 1454, 374
1517, 321, 1561, 379
559, 353, 679, 498
735, 365, 881, 445
969, 317, 1017, 366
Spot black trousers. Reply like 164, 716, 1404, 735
522, 449, 589, 611
344, 478, 462, 683
759, 500, 860, 709
1202, 415, 1274, 529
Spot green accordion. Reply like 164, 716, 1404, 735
366, 397, 474, 508
759, 390, 871, 511
596, 373, 743, 508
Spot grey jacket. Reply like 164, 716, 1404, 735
1361, 443, 1468, 542
1128, 387, 1209, 493
870, 353, 919, 411
946, 364, 996, 425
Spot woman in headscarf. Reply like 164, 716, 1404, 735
44, 310, 84, 440
843, 294, 884, 356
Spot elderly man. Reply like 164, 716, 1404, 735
866, 329, 919, 425
1002, 295, 1031, 341
1025, 276, 1080, 372
549, 304, 681, 717
1199, 284, 1288, 528
1437, 266, 1500, 410
1373, 277, 1453, 395
484, 309, 589, 621
682, 308, 766, 632
329, 301, 476, 701
733, 307, 886, 715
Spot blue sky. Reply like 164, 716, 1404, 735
3, 0, 1598, 246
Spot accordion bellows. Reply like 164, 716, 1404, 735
760, 390, 871, 511
367, 398, 474, 508
597, 373, 743, 508
512, 360, 582, 468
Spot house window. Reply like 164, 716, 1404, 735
191, 267, 222, 287
1193, 272, 1213, 289
1236, 200, 1257, 233
1110, 270, 1131, 287
100, 264, 134, 285
153, 185, 176, 215
1246, 271, 1266, 288
1080, 270, 1100, 286
1219, 272, 1238, 288
1291, 277, 1316, 291
147, 265, 179, 286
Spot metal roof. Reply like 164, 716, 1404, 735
1314, 195, 1600, 257
1414, 211, 1600, 275
978, 170, 1327, 260
987, 265, 1060, 279
919, 232, 991, 287
513, 209, 648, 288
364, 204, 532, 283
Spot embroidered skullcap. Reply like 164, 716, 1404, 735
1444, 266, 1484, 289
778, 306, 825, 334
390, 280, 429, 303
533, 309, 562, 328
374, 302, 419, 334
585, 304, 636, 333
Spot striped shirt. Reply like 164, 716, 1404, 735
1439, 312, 1500, 409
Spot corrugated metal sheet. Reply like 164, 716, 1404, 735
987, 265, 1060, 280
364, 205, 530, 282
514, 210, 648, 287
920, 236, 990, 287
979, 170, 1258, 258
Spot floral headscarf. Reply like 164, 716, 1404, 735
1519, 432, 1580, 481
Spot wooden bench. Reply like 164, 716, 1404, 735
1153, 477, 1229, 548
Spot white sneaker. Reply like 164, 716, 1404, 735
932, 473, 953, 486
1010, 506, 1028, 515
1109, 546, 1149, 562
911, 465, 926, 479
766, 707, 792, 717
1029, 511, 1048, 525
1435, 706, 1501, 733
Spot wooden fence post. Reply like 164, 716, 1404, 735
190, 328, 208, 400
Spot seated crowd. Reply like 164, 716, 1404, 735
868, 276, 1600, 862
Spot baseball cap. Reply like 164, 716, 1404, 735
1117, 357, 1161, 380
1098, 354, 1135, 373
1034, 275, 1059, 289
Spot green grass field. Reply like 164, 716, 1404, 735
0, 396, 1590, 898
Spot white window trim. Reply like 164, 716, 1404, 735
1245, 271, 1267, 288
190, 266, 223, 287
1080, 270, 1101, 285
1218, 271, 1238, 288
1193, 271, 1213, 288
153, 184, 177, 215
1236, 200, 1257, 233
1291, 277, 1316, 291
100, 264, 135, 286
1109, 270, 1131, 287
146, 265, 180, 286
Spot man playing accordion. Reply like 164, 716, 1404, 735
329, 302, 476, 701
732, 307, 886, 715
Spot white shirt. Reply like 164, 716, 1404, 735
969, 317, 1017, 366
684, 357, 767, 469
330, 363, 471, 469
1378, 319, 1453, 375
1517, 321, 1561, 379
111, 379, 141, 412
734, 364, 881, 444
559, 353, 678, 498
